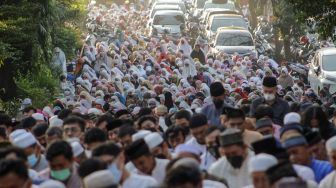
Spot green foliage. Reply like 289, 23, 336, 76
0, 98, 21, 118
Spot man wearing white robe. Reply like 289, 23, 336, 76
319, 136, 336, 188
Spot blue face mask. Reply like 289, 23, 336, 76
28, 154, 38, 167
108, 163, 122, 183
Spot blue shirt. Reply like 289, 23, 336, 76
201, 102, 233, 126
309, 159, 334, 183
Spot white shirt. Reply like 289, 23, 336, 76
319, 171, 336, 188
200, 151, 217, 170
203, 180, 227, 188
122, 173, 158, 188
293, 164, 316, 182
133, 158, 169, 184
186, 137, 206, 155
208, 150, 254, 188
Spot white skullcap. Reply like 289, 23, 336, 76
284, 112, 301, 125
39, 180, 66, 188
293, 164, 315, 182
71, 141, 84, 157
32, 113, 45, 121
326, 136, 336, 153
84, 170, 116, 188
42, 106, 54, 117
175, 144, 202, 156
144, 132, 164, 150
132, 130, 151, 142
248, 153, 278, 173
9, 129, 27, 141
95, 98, 105, 106
12, 132, 37, 149
132, 106, 141, 115
87, 108, 103, 115
49, 116, 63, 127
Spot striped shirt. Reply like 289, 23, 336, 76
309, 159, 333, 183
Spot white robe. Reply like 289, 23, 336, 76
319, 171, 336, 188
121, 173, 158, 188
133, 158, 169, 184
208, 150, 254, 188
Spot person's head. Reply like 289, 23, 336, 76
205, 126, 225, 159
226, 108, 246, 132
106, 119, 125, 142
46, 141, 74, 182
84, 128, 107, 151
0, 159, 31, 188
165, 125, 187, 149
95, 115, 114, 132
46, 126, 63, 146
124, 139, 154, 175
32, 123, 48, 148
302, 106, 329, 132
115, 110, 132, 120
326, 136, 336, 169
255, 118, 274, 136
174, 110, 191, 127
63, 116, 85, 141
282, 135, 310, 166
117, 125, 136, 148
249, 154, 278, 188
137, 115, 159, 132
254, 104, 274, 120
210, 82, 226, 109
22, 106, 36, 117
0, 113, 13, 134
262, 77, 277, 102
78, 158, 107, 179
218, 128, 247, 169
20, 117, 36, 131
189, 114, 208, 145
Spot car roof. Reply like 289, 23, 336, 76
155, 0, 183, 3
153, 4, 180, 9
317, 47, 336, 56
207, 9, 240, 16
210, 14, 243, 19
217, 27, 250, 33
154, 10, 184, 16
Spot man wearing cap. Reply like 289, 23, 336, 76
319, 136, 336, 188
11, 132, 48, 172
83, 170, 118, 188
144, 132, 171, 159
92, 143, 158, 188
250, 76, 289, 126
124, 139, 169, 184
201, 82, 233, 126
186, 114, 209, 155
208, 128, 253, 188
255, 118, 275, 137
282, 135, 333, 183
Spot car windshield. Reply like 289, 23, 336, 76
216, 32, 253, 46
151, 8, 179, 18
211, 18, 247, 31
322, 54, 336, 71
153, 14, 184, 25
204, 3, 235, 10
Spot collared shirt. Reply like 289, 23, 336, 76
250, 97, 289, 126
309, 159, 333, 183
201, 102, 233, 126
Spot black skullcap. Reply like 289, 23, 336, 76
210, 82, 225, 97
124, 139, 150, 160
266, 161, 298, 185
219, 128, 243, 147
262, 76, 277, 87
304, 131, 322, 146
189, 113, 208, 129
255, 118, 273, 129
251, 136, 289, 160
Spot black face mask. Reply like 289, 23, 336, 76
226, 155, 244, 169
207, 146, 220, 159
213, 99, 224, 109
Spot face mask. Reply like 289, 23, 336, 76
264, 93, 275, 101
213, 99, 224, 109
50, 168, 71, 181
207, 146, 220, 159
108, 163, 122, 183
28, 154, 38, 167
226, 155, 244, 169
312, 127, 319, 132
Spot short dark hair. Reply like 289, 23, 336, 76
0, 114, 12, 128
22, 106, 36, 114
0, 159, 28, 180
0, 127, 6, 139
164, 165, 202, 188
63, 116, 86, 132
96, 115, 114, 127
78, 158, 107, 178
255, 105, 274, 120
189, 113, 208, 129
174, 110, 191, 121
206, 126, 225, 136
20, 117, 36, 129
84, 128, 107, 145
92, 142, 122, 158
165, 125, 186, 139
32, 123, 48, 137
137, 115, 157, 129
137, 108, 153, 118
0, 146, 27, 161
118, 125, 136, 138
114, 110, 130, 119
124, 139, 151, 160
58, 109, 73, 120
46, 140, 73, 161
226, 108, 245, 120
46, 126, 63, 138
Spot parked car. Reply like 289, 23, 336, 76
210, 27, 256, 57
308, 47, 336, 94
149, 4, 181, 19
151, 0, 187, 13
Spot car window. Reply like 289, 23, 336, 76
204, 3, 235, 10
322, 54, 336, 71
153, 14, 185, 25
216, 32, 253, 46
211, 17, 247, 31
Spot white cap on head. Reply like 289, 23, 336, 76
32, 113, 45, 121
49, 116, 63, 127
84, 170, 116, 188
12, 132, 37, 149
9, 129, 27, 141
132, 130, 151, 142
39, 180, 66, 188
248, 153, 278, 173
175, 144, 202, 157
144, 132, 163, 150
70, 141, 84, 157
87, 108, 103, 115
326, 136, 336, 153
284, 112, 301, 125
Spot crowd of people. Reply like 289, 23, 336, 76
1, 2, 336, 188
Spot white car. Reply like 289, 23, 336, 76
210, 27, 256, 57
149, 4, 181, 19
308, 47, 336, 93
151, 0, 187, 13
